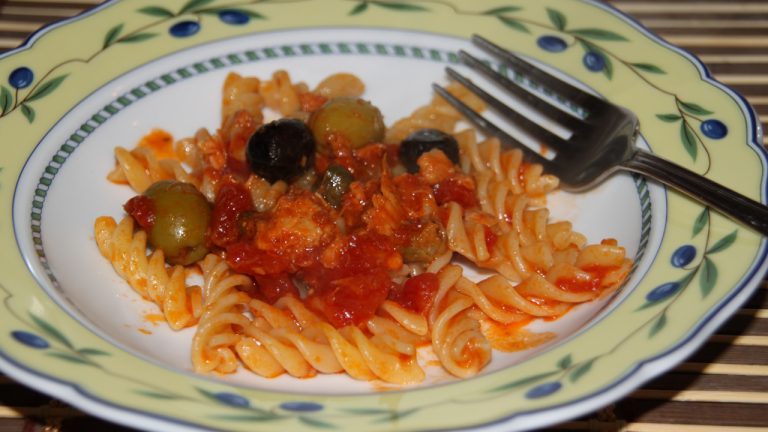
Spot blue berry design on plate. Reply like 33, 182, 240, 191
525, 381, 562, 399
645, 282, 682, 304
637, 208, 738, 337
1, 1, 267, 123
670, 245, 697, 268
169, 20, 200, 37
582, 51, 606, 72
11, 330, 49, 349
8, 67, 34, 89
700, 119, 728, 139
657, 101, 723, 164
482, 0, 728, 160
7, 313, 112, 368
1, 66, 67, 122
217, 9, 252, 25
280, 401, 324, 412
537, 35, 568, 52
212, 392, 251, 408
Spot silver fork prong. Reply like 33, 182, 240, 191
445, 66, 571, 153
432, 83, 556, 170
458, 50, 584, 131
472, 34, 605, 113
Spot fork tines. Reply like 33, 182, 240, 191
434, 34, 598, 167
470, 35, 604, 113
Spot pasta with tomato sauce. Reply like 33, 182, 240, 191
94, 70, 632, 384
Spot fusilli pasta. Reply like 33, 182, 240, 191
94, 70, 632, 384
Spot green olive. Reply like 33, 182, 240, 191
308, 97, 385, 152
318, 165, 354, 208
144, 180, 211, 265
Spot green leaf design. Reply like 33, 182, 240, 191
349, 2, 369, 15
103, 24, 123, 48
244, 10, 266, 19
26, 75, 68, 102
679, 100, 714, 116
569, 359, 595, 383
707, 230, 737, 254
372, 408, 419, 423
656, 113, 682, 122
47, 352, 91, 365
557, 354, 573, 369
498, 16, 529, 33
20, 104, 34, 123
546, 8, 567, 30
680, 121, 698, 161
0, 86, 12, 115
138, 6, 175, 17
491, 370, 559, 391
601, 50, 614, 79
77, 348, 110, 356
570, 28, 627, 41
118, 33, 157, 44
483, 6, 522, 15
632, 63, 666, 74
370, 1, 428, 11
649, 313, 667, 337
693, 208, 709, 237
180, 0, 215, 14
700, 256, 718, 298
136, 390, 181, 400
342, 408, 392, 415
30, 314, 72, 348
298, 416, 335, 428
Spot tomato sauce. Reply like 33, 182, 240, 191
123, 195, 155, 230
433, 176, 477, 208
138, 129, 175, 159
390, 272, 439, 314
209, 182, 254, 248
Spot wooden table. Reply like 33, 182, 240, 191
1, 0, 766, 431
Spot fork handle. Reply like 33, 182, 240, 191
622, 149, 768, 236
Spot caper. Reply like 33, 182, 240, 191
308, 97, 385, 152
399, 220, 447, 263
142, 180, 211, 265
398, 128, 460, 173
318, 165, 353, 208
247, 118, 316, 183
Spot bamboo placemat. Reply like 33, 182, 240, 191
1, 0, 766, 431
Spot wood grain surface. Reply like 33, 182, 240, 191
0, 0, 766, 431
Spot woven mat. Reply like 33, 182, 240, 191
1, 0, 766, 431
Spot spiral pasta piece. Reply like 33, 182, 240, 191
94, 216, 201, 330
234, 296, 428, 384
191, 254, 252, 374
429, 265, 492, 378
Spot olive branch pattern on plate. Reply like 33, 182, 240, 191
1, 0, 752, 430
0, 0, 730, 172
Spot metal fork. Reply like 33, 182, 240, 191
433, 34, 768, 236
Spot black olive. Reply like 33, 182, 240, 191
246, 118, 316, 183
398, 128, 460, 174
